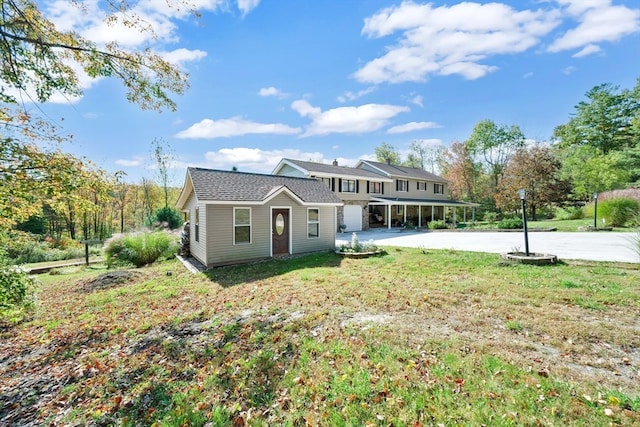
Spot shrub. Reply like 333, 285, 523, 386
429, 220, 448, 230
0, 265, 37, 323
483, 212, 498, 223
1, 231, 89, 264
585, 197, 640, 227
148, 207, 184, 230
497, 217, 523, 229
555, 206, 584, 220
105, 231, 179, 267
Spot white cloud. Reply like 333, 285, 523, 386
115, 157, 145, 167
337, 86, 376, 103
198, 147, 331, 173
572, 44, 601, 57
408, 94, 423, 108
175, 117, 301, 139
355, 2, 561, 83
258, 86, 288, 98
292, 100, 410, 137
563, 66, 577, 75
387, 121, 440, 134
161, 48, 208, 67
237, 0, 261, 16
549, 0, 640, 53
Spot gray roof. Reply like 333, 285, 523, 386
186, 167, 343, 204
281, 158, 391, 181
370, 196, 480, 207
359, 160, 448, 183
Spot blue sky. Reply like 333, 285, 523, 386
36, 0, 640, 183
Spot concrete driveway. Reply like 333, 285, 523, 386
336, 229, 639, 263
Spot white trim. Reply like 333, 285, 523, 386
233, 207, 252, 245
307, 207, 320, 239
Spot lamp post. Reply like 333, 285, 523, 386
518, 189, 530, 256
593, 193, 598, 229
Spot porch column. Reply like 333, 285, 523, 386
418, 206, 422, 228
431, 206, 435, 222
453, 207, 457, 226
472, 207, 476, 222
463, 207, 467, 222
403, 205, 407, 224
387, 204, 391, 229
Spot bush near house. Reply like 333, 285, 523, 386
105, 231, 179, 268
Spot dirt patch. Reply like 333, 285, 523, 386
77, 270, 143, 292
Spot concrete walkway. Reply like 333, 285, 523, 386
336, 229, 639, 263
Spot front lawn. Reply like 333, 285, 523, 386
1, 249, 639, 426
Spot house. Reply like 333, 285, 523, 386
176, 167, 343, 268
273, 158, 478, 231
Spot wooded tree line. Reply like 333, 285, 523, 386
379, 78, 640, 220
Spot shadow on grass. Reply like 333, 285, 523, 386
203, 251, 343, 287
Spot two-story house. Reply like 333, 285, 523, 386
273, 158, 477, 232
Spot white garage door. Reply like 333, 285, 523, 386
343, 205, 362, 232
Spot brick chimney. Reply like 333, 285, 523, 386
333, 159, 338, 166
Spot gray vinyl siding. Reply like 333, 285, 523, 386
336, 178, 370, 202
184, 193, 207, 266
206, 204, 270, 266
277, 164, 306, 178
204, 193, 335, 266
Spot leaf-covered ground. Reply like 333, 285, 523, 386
1, 249, 639, 426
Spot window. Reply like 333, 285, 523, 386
397, 180, 408, 192
341, 179, 356, 193
397, 205, 404, 215
434, 183, 444, 194
369, 181, 382, 194
194, 208, 199, 242
417, 181, 427, 191
234, 207, 251, 244
320, 177, 331, 188
307, 208, 319, 238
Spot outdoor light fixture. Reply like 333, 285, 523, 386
593, 192, 598, 229
518, 189, 530, 256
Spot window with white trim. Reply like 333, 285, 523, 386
234, 207, 251, 244
320, 177, 331, 188
341, 179, 356, 193
307, 208, 319, 238
370, 181, 382, 194
417, 181, 427, 191
194, 208, 200, 242
397, 179, 408, 192
434, 183, 444, 194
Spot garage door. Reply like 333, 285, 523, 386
343, 205, 362, 232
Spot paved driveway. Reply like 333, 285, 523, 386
336, 230, 639, 263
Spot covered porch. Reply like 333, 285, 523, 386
367, 197, 480, 229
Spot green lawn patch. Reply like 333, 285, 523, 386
1, 249, 638, 425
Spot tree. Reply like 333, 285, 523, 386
467, 120, 526, 191
438, 141, 485, 202
558, 145, 629, 200
553, 82, 640, 154
405, 140, 444, 173
1, 0, 191, 231
152, 138, 173, 209
495, 145, 572, 219
374, 142, 401, 165
1, 0, 188, 113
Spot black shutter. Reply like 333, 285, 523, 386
356, 180, 359, 193
417, 181, 419, 190
396, 180, 399, 191
366, 181, 370, 193
381, 183, 384, 194
331, 178, 335, 191
338, 178, 342, 192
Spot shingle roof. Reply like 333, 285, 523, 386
187, 167, 343, 204
281, 158, 392, 181
359, 160, 448, 183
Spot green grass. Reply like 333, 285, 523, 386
2, 250, 639, 426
